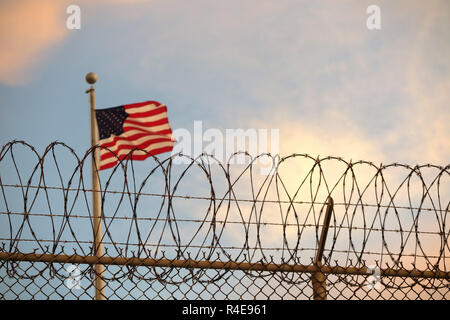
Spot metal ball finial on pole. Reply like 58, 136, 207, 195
86, 72, 98, 85
85, 72, 106, 300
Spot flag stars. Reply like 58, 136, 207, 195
95, 106, 128, 140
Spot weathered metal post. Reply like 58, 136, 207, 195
311, 196, 334, 300
85, 72, 106, 300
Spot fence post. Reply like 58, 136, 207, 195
311, 197, 334, 300
86, 72, 106, 300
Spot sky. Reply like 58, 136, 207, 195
0, 0, 449, 299
0, 0, 449, 165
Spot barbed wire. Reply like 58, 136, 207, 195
0, 140, 449, 299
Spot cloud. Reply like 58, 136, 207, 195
0, 0, 154, 86
106, 0, 152, 2
0, 1, 68, 86
234, 0, 450, 166
401, 3, 450, 164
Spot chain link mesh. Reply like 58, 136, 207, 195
0, 141, 449, 299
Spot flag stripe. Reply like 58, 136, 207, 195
126, 109, 168, 122
124, 100, 163, 108
100, 136, 173, 159
99, 130, 173, 147
125, 117, 169, 128
122, 126, 172, 136
99, 146, 174, 170
106, 143, 173, 160
123, 122, 171, 133
99, 143, 174, 168
126, 106, 167, 118
124, 101, 163, 112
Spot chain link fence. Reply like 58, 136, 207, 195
0, 141, 449, 299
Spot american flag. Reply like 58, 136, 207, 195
95, 100, 174, 170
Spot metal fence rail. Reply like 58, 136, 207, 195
0, 141, 449, 299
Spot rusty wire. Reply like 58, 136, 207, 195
0, 140, 449, 299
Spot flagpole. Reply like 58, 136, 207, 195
85, 72, 106, 300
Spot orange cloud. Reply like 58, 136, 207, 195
0, 0, 153, 86
0, 0, 69, 86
